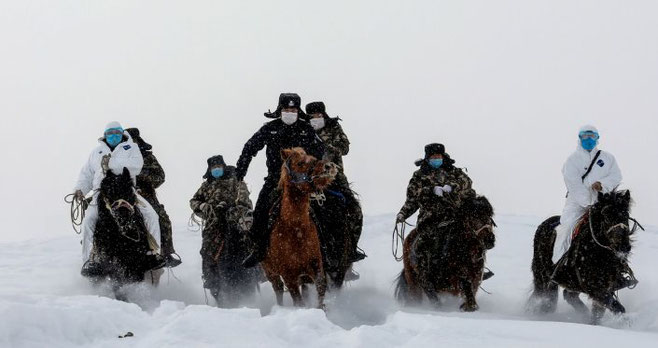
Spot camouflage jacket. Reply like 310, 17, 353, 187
190, 171, 252, 223
398, 164, 475, 226
136, 150, 165, 200
316, 118, 350, 170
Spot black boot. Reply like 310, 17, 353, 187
482, 269, 494, 281
164, 253, 182, 268
351, 248, 367, 263
145, 254, 166, 271
81, 261, 105, 278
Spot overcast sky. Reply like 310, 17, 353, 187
1, 0, 657, 242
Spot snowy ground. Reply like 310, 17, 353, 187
1, 214, 658, 347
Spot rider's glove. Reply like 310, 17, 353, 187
591, 182, 603, 192
433, 186, 445, 197
396, 213, 405, 224
74, 190, 85, 202
442, 185, 453, 193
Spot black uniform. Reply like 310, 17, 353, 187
236, 106, 325, 266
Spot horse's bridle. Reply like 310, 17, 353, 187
284, 158, 315, 184
587, 206, 644, 255
103, 197, 141, 242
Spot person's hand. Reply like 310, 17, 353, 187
442, 185, 453, 193
74, 190, 85, 202
591, 182, 603, 192
433, 186, 445, 197
396, 213, 405, 224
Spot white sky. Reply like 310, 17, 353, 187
0, 0, 656, 241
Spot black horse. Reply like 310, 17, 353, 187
530, 190, 639, 324
395, 195, 496, 311
203, 205, 261, 307
311, 185, 363, 289
92, 168, 159, 294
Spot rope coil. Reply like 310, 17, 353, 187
64, 193, 88, 234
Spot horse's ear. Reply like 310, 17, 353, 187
280, 149, 292, 160
623, 190, 631, 201
597, 191, 605, 203
122, 167, 130, 179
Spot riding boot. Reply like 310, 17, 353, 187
164, 253, 182, 268
482, 270, 494, 281
351, 248, 367, 263
145, 253, 166, 271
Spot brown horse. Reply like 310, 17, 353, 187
395, 195, 495, 311
262, 147, 337, 309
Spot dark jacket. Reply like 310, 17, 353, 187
236, 119, 325, 181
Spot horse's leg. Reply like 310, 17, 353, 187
563, 289, 588, 315
285, 277, 304, 307
424, 288, 440, 308
459, 279, 479, 312
312, 260, 328, 310
266, 272, 285, 306
591, 301, 607, 325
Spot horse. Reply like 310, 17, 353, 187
395, 195, 496, 311
310, 182, 362, 289
91, 167, 160, 296
205, 204, 261, 307
262, 147, 337, 309
530, 190, 639, 324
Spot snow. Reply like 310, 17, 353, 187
1, 214, 658, 347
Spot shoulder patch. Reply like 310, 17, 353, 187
597, 159, 605, 167
123, 145, 131, 150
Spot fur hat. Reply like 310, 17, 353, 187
264, 93, 304, 119
305, 101, 328, 118
203, 155, 227, 179
415, 143, 455, 168
125, 128, 152, 151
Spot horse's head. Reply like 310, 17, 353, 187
594, 190, 634, 255
458, 195, 496, 250
99, 167, 138, 226
279, 147, 337, 192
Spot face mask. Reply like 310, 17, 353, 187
428, 158, 443, 169
211, 167, 224, 178
580, 138, 597, 151
310, 118, 325, 130
281, 112, 298, 125
105, 133, 123, 147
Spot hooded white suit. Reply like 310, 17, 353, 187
74, 130, 161, 263
553, 125, 622, 262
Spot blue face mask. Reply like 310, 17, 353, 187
105, 133, 123, 147
211, 167, 224, 178
580, 138, 597, 151
428, 158, 443, 169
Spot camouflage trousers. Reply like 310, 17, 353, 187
141, 193, 175, 255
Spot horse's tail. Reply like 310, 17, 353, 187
529, 215, 560, 313
394, 270, 409, 304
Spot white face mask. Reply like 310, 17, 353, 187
310, 118, 325, 130
281, 111, 298, 125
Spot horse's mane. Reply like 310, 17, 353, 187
593, 189, 632, 213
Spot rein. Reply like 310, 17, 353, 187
587, 206, 645, 254
64, 193, 88, 234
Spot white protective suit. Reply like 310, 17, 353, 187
553, 125, 622, 262
74, 132, 161, 263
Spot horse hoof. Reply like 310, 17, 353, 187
318, 303, 327, 312
610, 300, 626, 314
460, 303, 479, 312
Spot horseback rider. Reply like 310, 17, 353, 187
237, 93, 325, 267
306, 101, 366, 264
190, 155, 253, 291
553, 125, 622, 262
73, 122, 164, 277
396, 143, 494, 280
125, 128, 181, 268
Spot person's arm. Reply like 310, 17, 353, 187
597, 154, 622, 193
563, 157, 592, 207
398, 173, 422, 220
235, 125, 269, 180
190, 182, 209, 219
447, 168, 474, 201
138, 152, 166, 189
331, 123, 350, 157
236, 180, 253, 209
73, 150, 96, 195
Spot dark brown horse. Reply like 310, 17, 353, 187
530, 190, 639, 324
262, 147, 337, 309
395, 195, 495, 311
